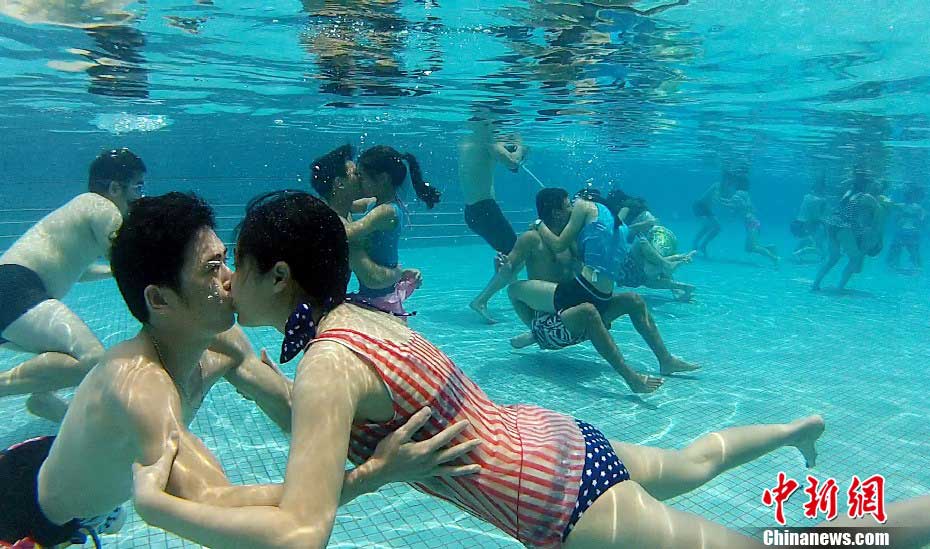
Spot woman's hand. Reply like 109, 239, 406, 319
369, 407, 481, 485
132, 431, 180, 517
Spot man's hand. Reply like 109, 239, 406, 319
369, 407, 481, 485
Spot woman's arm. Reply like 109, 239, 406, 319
133, 343, 480, 549
536, 200, 594, 252
350, 197, 377, 213
134, 343, 370, 549
344, 204, 397, 243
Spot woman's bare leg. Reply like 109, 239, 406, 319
564, 480, 763, 549
821, 496, 930, 547
611, 416, 825, 501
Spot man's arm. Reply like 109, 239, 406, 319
350, 197, 377, 213
350, 248, 402, 289
492, 142, 527, 171
214, 327, 293, 433
87, 195, 123, 259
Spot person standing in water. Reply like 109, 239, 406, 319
347, 145, 440, 315
886, 186, 925, 272
0, 148, 143, 422
791, 176, 829, 264
813, 171, 886, 291
693, 168, 779, 265
132, 190, 929, 549
460, 119, 528, 254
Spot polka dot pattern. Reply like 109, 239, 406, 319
279, 303, 316, 363
562, 420, 630, 541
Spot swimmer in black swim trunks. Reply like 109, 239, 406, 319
460, 118, 527, 255
496, 190, 699, 393
0, 148, 144, 422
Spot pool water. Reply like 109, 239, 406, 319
2, 227, 927, 548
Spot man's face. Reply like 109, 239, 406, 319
173, 228, 235, 334
549, 197, 572, 233
333, 160, 361, 199
109, 172, 145, 215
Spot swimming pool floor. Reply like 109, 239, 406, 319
1, 239, 928, 548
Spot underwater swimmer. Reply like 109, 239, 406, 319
0, 193, 475, 548
130, 190, 929, 549
0, 148, 143, 422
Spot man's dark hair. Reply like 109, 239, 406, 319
358, 145, 441, 209
235, 190, 350, 312
536, 187, 569, 226
110, 192, 215, 323
310, 144, 355, 199
88, 148, 146, 195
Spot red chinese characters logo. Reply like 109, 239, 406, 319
802, 475, 839, 521
848, 475, 887, 523
763, 474, 887, 524
762, 472, 800, 525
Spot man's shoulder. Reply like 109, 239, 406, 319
69, 192, 119, 217
96, 345, 175, 410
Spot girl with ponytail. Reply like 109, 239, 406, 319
335, 145, 439, 316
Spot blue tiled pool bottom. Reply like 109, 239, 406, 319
1, 241, 929, 548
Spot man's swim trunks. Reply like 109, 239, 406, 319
0, 264, 51, 345
0, 437, 123, 548
531, 311, 585, 350
464, 199, 517, 254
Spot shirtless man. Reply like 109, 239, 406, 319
503, 191, 698, 393
460, 119, 528, 255
0, 192, 476, 548
0, 148, 143, 422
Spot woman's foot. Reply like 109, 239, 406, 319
26, 392, 68, 423
789, 415, 825, 468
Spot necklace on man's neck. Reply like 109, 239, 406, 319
148, 331, 203, 405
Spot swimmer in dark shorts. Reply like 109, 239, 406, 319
0, 437, 124, 548
0, 265, 50, 347
459, 118, 527, 253
464, 198, 517, 254
0, 148, 145, 422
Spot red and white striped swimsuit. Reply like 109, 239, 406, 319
312, 328, 586, 548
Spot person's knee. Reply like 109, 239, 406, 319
624, 292, 647, 314
577, 303, 601, 326
506, 282, 521, 300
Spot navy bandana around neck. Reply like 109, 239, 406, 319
280, 303, 317, 363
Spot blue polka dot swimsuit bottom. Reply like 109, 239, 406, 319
562, 420, 631, 541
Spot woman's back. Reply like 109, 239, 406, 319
311, 304, 585, 547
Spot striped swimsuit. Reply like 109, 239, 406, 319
311, 328, 588, 547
